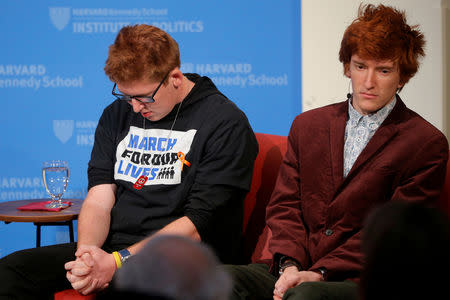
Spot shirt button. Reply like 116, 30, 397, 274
325, 229, 334, 236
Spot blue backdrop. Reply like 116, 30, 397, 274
0, 0, 301, 257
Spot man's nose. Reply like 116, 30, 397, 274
130, 98, 145, 113
364, 70, 376, 89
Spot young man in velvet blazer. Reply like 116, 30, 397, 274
226, 4, 449, 300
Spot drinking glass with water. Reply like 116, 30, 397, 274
42, 160, 69, 209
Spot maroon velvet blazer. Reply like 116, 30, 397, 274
266, 97, 449, 281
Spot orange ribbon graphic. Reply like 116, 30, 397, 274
177, 152, 191, 171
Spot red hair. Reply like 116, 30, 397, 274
339, 4, 425, 86
104, 24, 180, 84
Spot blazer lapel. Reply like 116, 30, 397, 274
329, 101, 348, 191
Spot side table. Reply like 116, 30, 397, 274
0, 198, 83, 247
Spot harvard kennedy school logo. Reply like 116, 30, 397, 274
49, 7, 71, 31
53, 120, 74, 144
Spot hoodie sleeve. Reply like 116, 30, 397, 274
183, 108, 258, 252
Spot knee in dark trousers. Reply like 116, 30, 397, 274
284, 282, 323, 300
224, 263, 276, 300
283, 281, 358, 300
0, 243, 76, 300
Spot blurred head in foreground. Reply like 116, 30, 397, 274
103, 235, 231, 300
361, 201, 450, 300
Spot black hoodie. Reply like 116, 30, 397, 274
88, 74, 258, 263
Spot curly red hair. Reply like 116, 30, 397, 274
104, 24, 180, 84
339, 4, 425, 86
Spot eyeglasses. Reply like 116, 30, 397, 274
112, 72, 170, 104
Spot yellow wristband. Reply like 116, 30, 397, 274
112, 251, 122, 269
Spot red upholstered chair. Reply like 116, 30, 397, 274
241, 133, 287, 263
54, 289, 95, 300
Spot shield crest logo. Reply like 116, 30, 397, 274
49, 7, 71, 31
53, 120, 74, 144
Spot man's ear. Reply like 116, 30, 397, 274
344, 64, 351, 78
170, 68, 183, 88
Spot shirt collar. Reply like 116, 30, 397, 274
347, 95, 397, 130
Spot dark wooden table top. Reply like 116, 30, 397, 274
0, 199, 83, 223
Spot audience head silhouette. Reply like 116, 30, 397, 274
109, 235, 231, 300
361, 201, 450, 300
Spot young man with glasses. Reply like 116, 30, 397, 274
225, 4, 448, 300
0, 24, 258, 298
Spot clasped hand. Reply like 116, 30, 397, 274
64, 245, 116, 295
273, 267, 323, 300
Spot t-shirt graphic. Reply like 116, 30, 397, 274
115, 127, 196, 185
